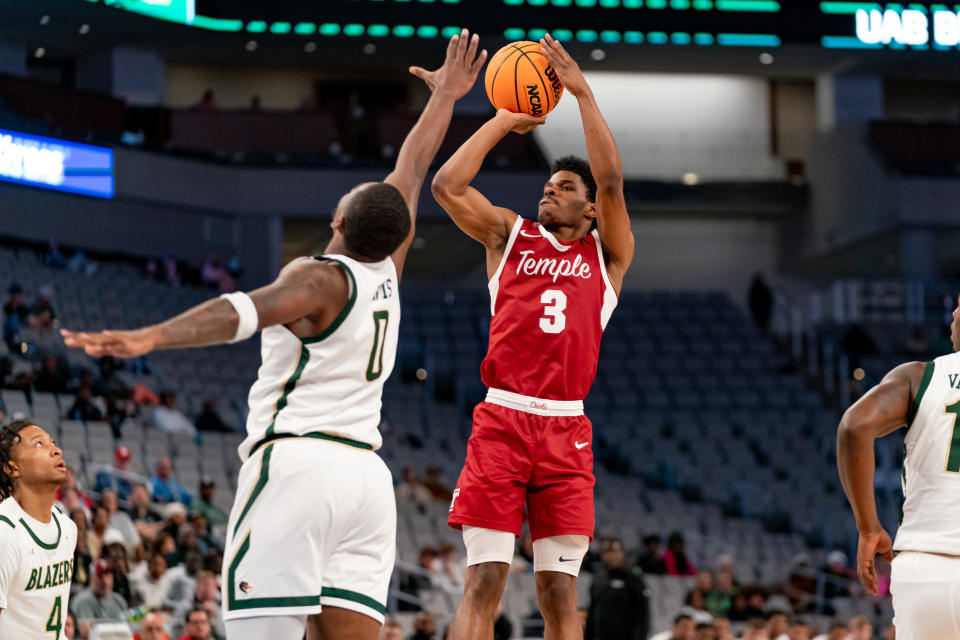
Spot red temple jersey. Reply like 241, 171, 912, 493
481, 216, 618, 401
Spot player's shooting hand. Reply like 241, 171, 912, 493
495, 108, 546, 134
539, 34, 589, 98
61, 327, 157, 358
856, 526, 893, 595
410, 28, 487, 99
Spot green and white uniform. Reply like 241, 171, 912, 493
0, 498, 77, 639
891, 352, 960, 639
223, 254, 399, 624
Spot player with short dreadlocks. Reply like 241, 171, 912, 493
0, 419, 78, 639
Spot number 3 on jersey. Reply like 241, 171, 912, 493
540, 290, 567, 334
366, 310, 389, 381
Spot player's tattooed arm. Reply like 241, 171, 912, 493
61, 258, 344, 357
385, 28, 487, 277
540, 33, 634, 291
836, 361, 924, 594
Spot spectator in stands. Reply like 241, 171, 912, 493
398, 547, 438, 611
787, 618, 810, 640
172, 571, 224, 640
811, 621, 847, 640
2, 281, 30, 349
586, 537, 649, 640
847, 616, 872, 640
165, 549, 204, 609
741, 619, 769, 640
714, 618, 734, 640
782, 554, 817, 613
728, 591, 750, 622
88, 504, 120, 560
151, 457, 193, 504
664, 531, 697, 576
154, 391, 198, 438
67, 385, 104, 422
194, 89, 218, 111
407, 610, 438, 640
765, 610, 789, 640
192, 477, 228, 530
748, 272, 773, 331
705, 569, 734, 618
70, 558, 129, 622
695, 622, 716, 640
423, 465, 453, 501
637, 533, 666, 574
435, 543, 464, 594
45, 239, 68, 269
57, 485, 91, 522
128, 482, 163, 541
138, 612, 168, 640
195, 399, 231, 432
133, 550, 174, 610
95, 446, 137, 500
742, 587, 767, 620
103, 534, 135, 605
64, 610, 77, 639
189, 511, 223, 556
649, 613, 695, 640
179, 606, 214, 640
93, 356, 131, 400
67, 248, 97, 275
679, 588, 713, 626
820, 551, 853, 603
380, 620, 404, 640
101, 488, 140, 548
396, 466, 432, 507
35, 354, 70, 393
31, 284, 56, 329
70, 507, 92, 588
201, 253, 235, 293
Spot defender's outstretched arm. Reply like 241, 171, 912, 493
540, 34, 634, 291
61, 257, 347, 358
837, 361, 923, 594
385, 29, 487, 276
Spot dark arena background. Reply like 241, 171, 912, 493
1, 1, 959, 638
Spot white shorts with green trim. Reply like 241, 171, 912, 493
222, 435, 395, 624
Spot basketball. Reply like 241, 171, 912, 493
484, 41, 564, 117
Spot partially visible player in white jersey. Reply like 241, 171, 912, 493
61, 31, 488, 640
0, 419, 78, 640
838, 295, 960, 640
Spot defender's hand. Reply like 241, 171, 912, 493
856, 526, 894, 595
539, 33, 589, 98
410, 28, 487, 99
61, 327, 158, 358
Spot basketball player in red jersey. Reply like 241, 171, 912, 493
432, 34, 634, 640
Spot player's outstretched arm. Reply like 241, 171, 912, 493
836, 361, 924, 594
432, 110, 542, 250
385, 28, 487, 277
540, 33, 634, 292
60, 258, 347, 358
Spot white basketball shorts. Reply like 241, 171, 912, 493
891, 551, 960, 640
222, 435, 396, 624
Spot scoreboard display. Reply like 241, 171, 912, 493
90, 1, 960, 51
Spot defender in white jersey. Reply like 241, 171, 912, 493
0, 419, 78, 640
62, 31, 488, 640
837, 296, 960, 640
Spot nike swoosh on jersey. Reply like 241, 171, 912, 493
520, 231, 542, 238
559, 556, 578, 562
575, 441, 590, 449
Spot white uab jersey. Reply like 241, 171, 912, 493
895, 351, 960, 555
0, 498, 77, 640
238, 254, 400, 461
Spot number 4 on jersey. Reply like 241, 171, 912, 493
46, 596, 62, 639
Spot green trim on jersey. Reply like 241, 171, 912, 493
19, 511, 61, 550
321, 587, 386, 614
907, 361, 936, 429
301, 256, 358, 344
265, 345, 310, 437
227, 532, 321, 611
232, 444, 274, 537
249, 431, 373, 457
0, 515, 14, 529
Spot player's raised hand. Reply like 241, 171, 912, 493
61, 327, 157, 358
856, 526, 893, 595
410, 28, 487, 99
539, 33, 589, 98
495, 108, 546, 135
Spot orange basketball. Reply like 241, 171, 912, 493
484, 41, 564, 117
